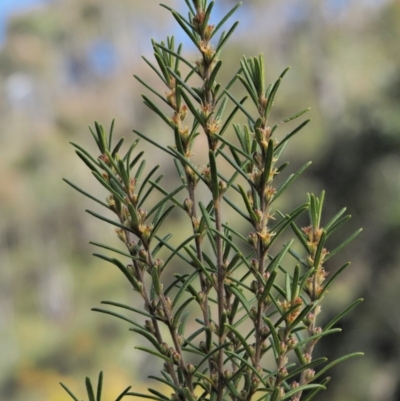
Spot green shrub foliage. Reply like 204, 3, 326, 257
61, 1, 363, 400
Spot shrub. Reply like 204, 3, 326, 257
61, 1, 363, 400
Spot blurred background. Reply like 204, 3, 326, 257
0, 0, 400, 400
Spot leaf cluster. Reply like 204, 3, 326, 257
62, 2, 363, 401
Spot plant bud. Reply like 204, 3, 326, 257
199, 341, 208, 353
305, 369, 315, 382
254, 208, 263, 222
209, 321, 217, 334
161, 342, 170, 356
183, 198, 193, 215
172, 351, 181, 364
176, 334, 183, 346
164, 296, 172, 310
138, 249, 148, 263
137, 208, 147, 222
144, 320, 155, 334
261, 340, 269, 352
171, 393, 180, 401
250, 307, 257, 321
248, 232, 258, 248
287, 336, 297, 350
248, 345, 255, 357
251, 376, 260, 389
313, 326, 322, 336
303, 353, 312, 364
278, 367, 288, 379
186, 363, 195, 375
210, 372, 218, 384
223, 369, 232, 380
156, 308, 165, 319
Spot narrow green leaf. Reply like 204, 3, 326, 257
133, 130, 175, 157
263, 317, 281, 356
302, 377, 331, 401
143, 95, 174, 128
92, 308, 143, 328
264, 74, 282, 119
313, 352, 364, 381
211, 2, 241, 38
275, 119, 311, 152
282, 384, 326, 400
130, 328, 163, 353
170, 10, 199, 47
147, 184, 185, 217
229, 285, 252, 316
284, 357, 327, 381
86, 209, 133, 233
76, 149, 99, 172
172, 297, 195, 328
278, 107, 311, 125
325, 228, 363, 260
272, 161, 312, 203
108, 119, 116, 148
135, 346, 174, 363
92, 253, 141, 291
267, 241, 293, 274
319, 262, 351, 299
207, 59, 223, 92
225, 324, 255, 361
288, 304, 314, 331
209, 150, 219, 200
313, 230, 327, 269
291, 265, 300, 301
112, 138, 125, 158
294, 328, 341, 349
134, 75, 170, 105
85, 377, 96, 401
225, 90, 255, 123
223, 196, 252, 223
324, 298, 364, 330
155, 43, 197, 75
149, 205, 175, 242
237, 73, 258, 106
262, 138, 275, 186
142, 56, 168, 85
192, 342, 233, 374
168, 68, 202, 103
291, 222, 310, 252
177, 310, 190, 336
324, 207, 347, 231
260, 270, 277, 303
179, 87, 205, 125
127, 391, 168, 401
270, 388, 279, 401
100, 301, 158, 320
147, 389, 170, 401
172, 270, 199, 308
238, 184, 258, 223
184, 246, 212, 282
63, 179, 109, 208
225, 351, 267, 386
96, 371, 103, 401
153, 52, 170, 83
60, 383, 79, 401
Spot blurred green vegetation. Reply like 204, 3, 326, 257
0, 0, 399, 400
